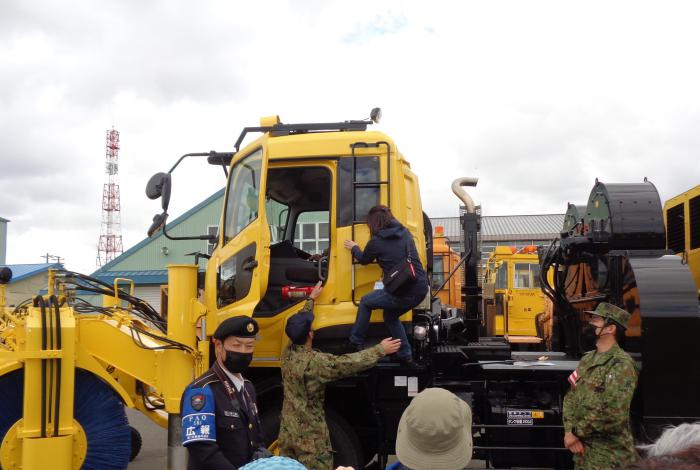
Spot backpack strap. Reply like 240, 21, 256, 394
404, 228, 411, 259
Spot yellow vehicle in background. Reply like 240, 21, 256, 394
664, 184, 700, 292
431, 225, 462, 309
481, 245, 545, 344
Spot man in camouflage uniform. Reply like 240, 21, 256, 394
563, 302, 639, 469
278, 282, 401, 469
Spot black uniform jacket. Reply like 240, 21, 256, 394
181, 363, 264, 469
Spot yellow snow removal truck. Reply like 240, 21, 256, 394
1, 111, 699, 470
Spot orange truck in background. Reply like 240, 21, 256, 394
431, 225, 462, 309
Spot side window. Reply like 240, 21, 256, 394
513, 263, 530, 289
690, 195, 700, 250
217, 243, 256, 308
666, 203, 685, 253
432, 256, 445, 289
531, 263, 542, 288
223, 149, 263, 243
337, 156, 380, 226
294, 211, 330, 255
206, 225, 219, 255
266, 198, 290, 243
495, 265, 508, 290
513, 263, 540, 289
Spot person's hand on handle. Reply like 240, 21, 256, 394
343, 240, 358, 250
308, 281, 323, 300
564, 432, 585, 455
379, 337, 401, 355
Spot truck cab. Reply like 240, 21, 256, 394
202, 114, 429, 365
431, 225, 462, 310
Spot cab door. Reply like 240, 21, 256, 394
507, 261, 542, 336
206, 146, 270, 326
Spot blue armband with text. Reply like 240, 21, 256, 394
182, 385, 216, 445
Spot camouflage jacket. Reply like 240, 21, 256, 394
563, 343, 638, 470
278, 302, 385, 469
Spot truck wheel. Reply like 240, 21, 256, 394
259, 406, 363, 466
327, 410, 364, 468
259, 406, 282, 448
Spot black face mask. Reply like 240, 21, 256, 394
222, 350, 253, 373
580, 324, 604, 351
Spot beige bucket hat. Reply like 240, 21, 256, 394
395, 388, 473, 470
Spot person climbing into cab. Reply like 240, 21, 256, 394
343, 205, 429, 366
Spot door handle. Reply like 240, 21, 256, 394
242, 259, 258, 271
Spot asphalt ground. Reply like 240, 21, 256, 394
126, 409, 487, 469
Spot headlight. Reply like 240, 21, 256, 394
413, 325, 427, 341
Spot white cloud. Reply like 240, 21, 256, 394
1, 0, 699, 273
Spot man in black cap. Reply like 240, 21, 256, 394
278, 282, 401, 469
181, 315, 270, 469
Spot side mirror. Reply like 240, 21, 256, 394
148, 213, 169, 237
0, 267, 12, 285
146, 172, 172, 211
370, 107, 382, 123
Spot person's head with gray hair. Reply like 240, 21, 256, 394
642, 422, 700, 457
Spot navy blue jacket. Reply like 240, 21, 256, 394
351, 220, 429, 297
181, 364, 264, 469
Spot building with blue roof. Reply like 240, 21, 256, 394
0, 263, 63, 306
89, 189, 226, 311
1, 217, 67, 306
88, 186, 328, 312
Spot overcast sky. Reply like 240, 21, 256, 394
1, 0, 699, 273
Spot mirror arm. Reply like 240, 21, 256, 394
168, 152, 211, 174
168, 151, 235, 174
161, 216, 218, 241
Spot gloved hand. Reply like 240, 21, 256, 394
251, 447, 273, 460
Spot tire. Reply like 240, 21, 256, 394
259, 406, 364, 467
327, 410, 364, 469
129, 426, 143, 461
259, 406, 282, 448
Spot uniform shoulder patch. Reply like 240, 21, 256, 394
191, 370, 219, 387
181, 385, 216, 445
191, 392, 206, 411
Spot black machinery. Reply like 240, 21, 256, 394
424, 179, 700, 468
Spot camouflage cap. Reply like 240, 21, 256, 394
585, 302, 631, 329
285, 310, 314, 345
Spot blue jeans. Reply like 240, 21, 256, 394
349, 288, 426, 359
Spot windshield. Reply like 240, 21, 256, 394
223, 149, 263, 243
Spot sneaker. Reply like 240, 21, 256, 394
397, 356, 420, 369
347, 340, 363, 353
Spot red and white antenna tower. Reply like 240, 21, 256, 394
97, 127, 124, 266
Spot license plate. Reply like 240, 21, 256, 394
506, 409, 544, 425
